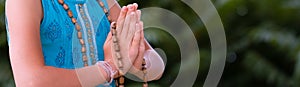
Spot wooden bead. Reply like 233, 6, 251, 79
143, 75, 147, 81
103, 8, 108, 14
81, 47, 86, 53
58, 0, 64, 4
86, 23, 90, 28
84, 63, 88, 67
83, 16, 88, 21
83, 54, 87, 62
143, 83, 148, 87
112, 36, 118, 43
72, 18, 77, 24
67, 10, 73, 18
90, 53, 94, 58
119, 76, 125, 84
112, 23, 117, 29
111, 29, 116, 35
75, 24, 81, 31
119, 71, 124, 75
80, 8, 84, 13
112, 28, 116, 34
143, 70, 147, 74
88, 39, 92, 43
79, 39, 85, 45
77, 31, 82, 39
115, 52, 121, 59
86, 24, 91, 28
142, 67, 146, 71
88, 30, 91, 34
90, 46, 94, 51
114, 43, 120, 51
118, 61, 123, 68
63, 4, 69, 10
142, 60, 146, 66
99, 1, 104, 7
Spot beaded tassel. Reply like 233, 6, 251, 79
142, 59, 148, 87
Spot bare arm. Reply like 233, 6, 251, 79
105, 1, 166, 81
6, 0, 109, 87
106, 0, 121, 22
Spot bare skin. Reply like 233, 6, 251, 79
6, 0, 145, 87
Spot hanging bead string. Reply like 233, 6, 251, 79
142, 59, 148, 87
58, 0, 89, 66
111, 23, 125, 87
97, 1, 127, 87
98, 1, 112, 23
78, 4, 97, 65
58, 0, 148, 86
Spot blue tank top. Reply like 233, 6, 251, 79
40, 0, 111, 69
6, 0, 114, 86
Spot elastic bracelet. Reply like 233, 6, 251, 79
96, 61, 117, 86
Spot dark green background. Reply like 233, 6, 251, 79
1, 0, 300, 87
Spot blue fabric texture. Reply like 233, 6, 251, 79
6, 0, 114, 86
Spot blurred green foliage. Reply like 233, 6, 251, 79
1, 0, 300, 87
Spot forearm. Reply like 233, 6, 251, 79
106, 0, 121, 22
31, 66, 81, 87
13, 63, 109, 87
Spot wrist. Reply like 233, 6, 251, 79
96, 61, 117, 85
106, 59, 118, 73
97, 64, 110, 81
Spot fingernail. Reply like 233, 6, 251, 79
121, 6, 125, 10
129, 5, 133, 10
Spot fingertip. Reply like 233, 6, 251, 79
121, 6, 128, 12
128, 4, 133, 10
137, 10, 141, 14
133, 3, 138, 9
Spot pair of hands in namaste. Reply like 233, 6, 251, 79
104, 3, 145, 77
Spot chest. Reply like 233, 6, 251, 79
40, 0, 110, 44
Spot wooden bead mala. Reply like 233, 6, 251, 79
58, 0, 148, 86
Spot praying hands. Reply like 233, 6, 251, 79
104, 3, 145, 77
